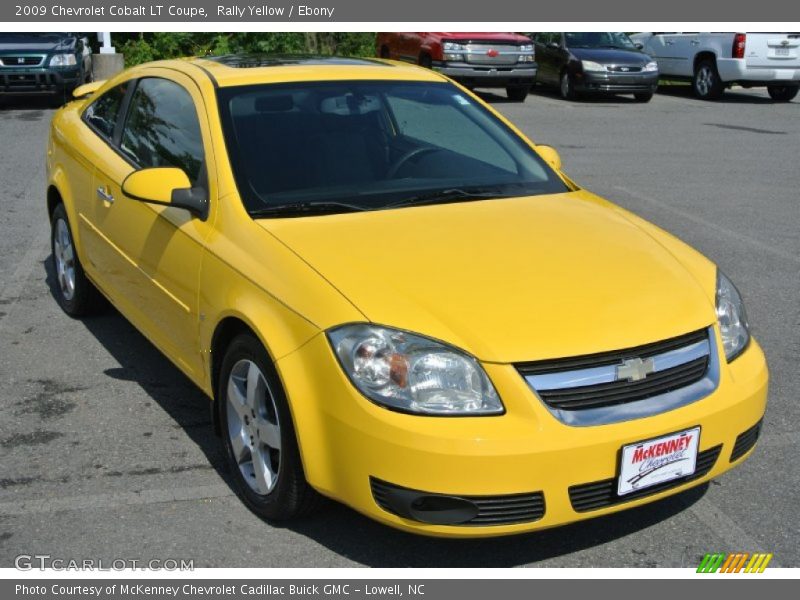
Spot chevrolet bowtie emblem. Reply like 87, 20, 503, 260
616, 357, 656, 382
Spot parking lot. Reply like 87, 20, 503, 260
0, 85, 797, 568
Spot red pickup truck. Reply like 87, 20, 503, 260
376, 32, 536, 101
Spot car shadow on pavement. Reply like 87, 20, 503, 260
43, 255, 709, 567
0, 96, 61, 111
42, 256, 230, 479
655, 84, 778, 104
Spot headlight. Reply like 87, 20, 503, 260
643, 61, 658, 72
716, 271, 750, 361
519, 44, 534, 52
443, 53, 465, 62
442, 41, 465, 52
581, 60, 607, 72
328, 324, 503, 416
50, 54, 77, 67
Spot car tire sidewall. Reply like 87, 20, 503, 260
693, 59, 724, 100
217, 333, 308, 520
50, 204, 98, 317
560, 71, 575, 100
767, 85, 798, 102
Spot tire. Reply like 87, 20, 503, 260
560, 71, 577, 100
379, 45, 390, 59
767, 85, 798, 102
634, 92, 654, 103
506, 85, 529, 102
50, 203, 104, 317
693, 59, 724, 100
418, 54, 432, 69
218, 333, 324, 521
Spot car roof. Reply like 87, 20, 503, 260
168, 54, 448, 88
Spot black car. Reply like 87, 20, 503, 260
531, 32, 659, 102
0, 33, 93, 105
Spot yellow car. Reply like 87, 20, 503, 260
46, 55, 767, 537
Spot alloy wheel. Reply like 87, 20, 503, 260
53, 218, 76, 301
226, 359, 282, 495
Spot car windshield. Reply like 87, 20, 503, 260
217, 80, 569, 217
564, 32, 637, 50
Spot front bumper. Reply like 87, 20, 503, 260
278, 327, 768, 537
433, 62, 537, 88
575, 70, 659, 94
0, 66, 81, 95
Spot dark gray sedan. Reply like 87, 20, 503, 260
531, 32, 659, 102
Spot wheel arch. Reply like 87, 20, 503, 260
693, 51, 717, 72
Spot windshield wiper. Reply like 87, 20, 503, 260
249, 201, 366, 218
387, 187, 511, 209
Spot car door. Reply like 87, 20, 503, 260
533, 33, 559, 84
89, 71, 217, 381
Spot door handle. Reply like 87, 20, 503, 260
691, 40, 700, 46
96, 186, 114, 204
665, 40, 675, 45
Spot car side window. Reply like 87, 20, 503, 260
120, 77, 204, 185
84, 83, 128, 141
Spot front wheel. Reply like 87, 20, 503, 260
560, 71, 577, 100
767, 85, 799, 102
218, 333, 324, 521
693, 59, 724, 100
50, 203, 104, 316
634, 92, 654, 103
506, 85, 529, 102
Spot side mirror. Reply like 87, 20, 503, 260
72, 80, 104, 99
122, 167, 208, 219
547, 42, 560, 50
635, 43, 644, 50
536, 145, 562, 171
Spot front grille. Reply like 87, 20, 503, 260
370, 478, 545, 526
464, 44, 522, 66
537, 356, 708, 410
518, 328, 711, 413
0, 72, 57, 91
0, 56, 44, 67
730, 420, 762, 462
569, 445, 721, 512
607, 65, 643, 72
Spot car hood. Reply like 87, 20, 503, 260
569, 47, 649, 65
259, 191, 714, 363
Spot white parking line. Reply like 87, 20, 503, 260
0, 484, 234, 516
614, 185, 800, 265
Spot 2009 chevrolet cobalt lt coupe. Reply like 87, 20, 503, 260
46, 55, 767, 537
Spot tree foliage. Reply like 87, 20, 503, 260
115, 33, 377, 66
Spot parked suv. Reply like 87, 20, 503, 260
376, 32, 536, 101
630, 32, 800, 101
0, 32, 92, 105
532, 32, 659, 102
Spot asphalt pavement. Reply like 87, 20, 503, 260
0, 85, 797, 568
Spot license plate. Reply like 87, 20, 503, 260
774, 47, 791, 57
618, 427, 700, 496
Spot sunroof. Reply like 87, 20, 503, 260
205, 55, 391, 69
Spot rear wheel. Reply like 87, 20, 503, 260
693, 59, 724, 100
218, 333, 324, 521
634, 92, 654, 103
506, 85, 529, 102
767, 85, 798, 102
50, 203, 104, 316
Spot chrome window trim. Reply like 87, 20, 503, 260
523, 327, 720, 427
